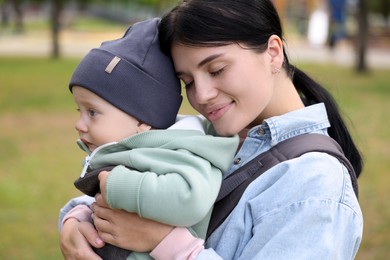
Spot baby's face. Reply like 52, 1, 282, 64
72, 86, 141, 151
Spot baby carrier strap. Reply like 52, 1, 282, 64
206, 133, 358, 238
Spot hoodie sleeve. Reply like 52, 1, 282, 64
105, 133, 238, 227
106, 148, 221, 227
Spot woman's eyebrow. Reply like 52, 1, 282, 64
197, 53, 224, 68
175, 53, 225, 77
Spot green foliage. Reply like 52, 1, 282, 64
368, 0, 390, 16
75, 0, 178, 15
132, 0, 178, 8
0, 58, 389, 259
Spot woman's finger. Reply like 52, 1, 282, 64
77, 221, 105, 249
92, 211, 115, 236
94, 193, 110, 209
92, 202, 112, 221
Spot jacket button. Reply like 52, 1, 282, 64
257, 128, 265, 136
234, 158, 241, 165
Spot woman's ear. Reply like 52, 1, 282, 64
267, 35, 284, 70
136, 122, 152, 133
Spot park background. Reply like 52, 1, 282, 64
0, 0, 389, 259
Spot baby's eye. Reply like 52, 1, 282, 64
88, 109, 98, 117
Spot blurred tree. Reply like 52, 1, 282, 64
0, 0, 23, 32
0, 0, 8, 28
50, 0, 65, 59
25, 0, 65, 58
0, 0, 176, 58
356, 0, 369, 72
136, 0, 178, 13
11, 0, 23, 32
45, 0, 177, 58
134, 0, 177, 14
369, 0, 390, 23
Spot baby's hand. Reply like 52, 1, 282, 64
97, 171, 110, 207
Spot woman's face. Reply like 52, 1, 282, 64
171, 43, 277, 136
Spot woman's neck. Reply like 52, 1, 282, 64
251, 73, 305, 127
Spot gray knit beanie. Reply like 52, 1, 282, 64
69, 18, 182, 129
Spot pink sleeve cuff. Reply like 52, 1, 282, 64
61, 204, 93, 226
150, 227, 204, 260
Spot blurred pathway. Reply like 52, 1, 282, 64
0, 29, 390, 69
286, 36, 390, 69
0, 29, 124, 58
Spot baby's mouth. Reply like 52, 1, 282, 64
81, 139, 96, 151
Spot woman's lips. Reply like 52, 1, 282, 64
206, 102, 233, 122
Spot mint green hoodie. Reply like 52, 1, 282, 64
77, 117, 239, 239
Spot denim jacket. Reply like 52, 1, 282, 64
200, 103, 363, 260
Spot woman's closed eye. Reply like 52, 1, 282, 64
180, 78, 194, 89
210, 67, 225, 77
181, 67, 226, 89
184, 81, 194, 89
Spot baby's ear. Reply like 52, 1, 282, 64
137, 122, 152, 133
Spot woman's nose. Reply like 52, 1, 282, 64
193, 77, 218, 104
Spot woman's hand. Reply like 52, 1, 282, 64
59, 218, 104, 260
93, 194, 174, 252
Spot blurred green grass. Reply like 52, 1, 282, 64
0, 56, 389, 259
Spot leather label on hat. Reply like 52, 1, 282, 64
105, 56, 121, 74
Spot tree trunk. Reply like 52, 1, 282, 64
1, 1, 9, 29
50, 0, 63, 59
356, 0, 369, 72
10, 0, 23, 33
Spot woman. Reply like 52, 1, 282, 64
60, 0, 363, 259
